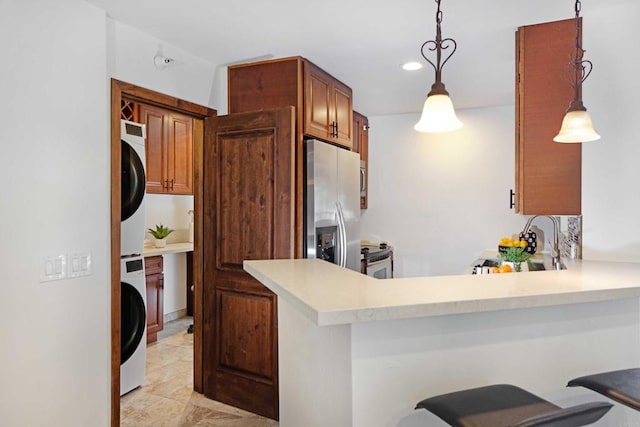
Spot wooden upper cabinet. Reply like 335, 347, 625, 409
353, 111, 369, 209
228, 56, 353, 149
516, 19, 581, 215
304, 61, 353, 148
138, 103, 194, 195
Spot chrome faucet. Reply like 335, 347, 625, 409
521, 215, 563, 270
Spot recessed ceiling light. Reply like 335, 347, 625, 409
402, 62, 423, 71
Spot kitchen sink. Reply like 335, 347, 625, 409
480, 259, 500, 268
471, 257, 566, 274
527, 261, 547, 271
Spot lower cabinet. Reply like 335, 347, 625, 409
144, 255, 164, 344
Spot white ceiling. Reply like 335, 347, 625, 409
85, 0, 618, 116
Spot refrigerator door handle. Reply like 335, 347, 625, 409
336, 202, 348, 268
334, 205, 342, 267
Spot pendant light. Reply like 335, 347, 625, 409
553, 0, 600, 143
414, 0, 462, 133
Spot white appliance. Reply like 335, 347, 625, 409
305, 139, 360, 271
120, 255, 146, 395
121, 120, 147, 257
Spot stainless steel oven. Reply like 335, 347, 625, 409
361, 243, 393, 279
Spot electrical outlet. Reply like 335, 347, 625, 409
40, 254, 67, 282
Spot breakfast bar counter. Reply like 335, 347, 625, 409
244, 259, 640, 426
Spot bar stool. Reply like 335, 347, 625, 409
415, 384, 612, 426
568, 368, 640, 411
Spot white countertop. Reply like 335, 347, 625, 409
143, 242, 193, 256
244, 258, 640, 326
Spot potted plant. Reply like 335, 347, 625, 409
148, 224, 173, 248
499, 247, 532, 272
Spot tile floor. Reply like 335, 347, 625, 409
121, 317, 279, 427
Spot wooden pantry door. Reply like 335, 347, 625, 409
202, 107, 295, 420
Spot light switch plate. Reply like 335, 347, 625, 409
40, 254, 67, 282
68, 252, 91, 278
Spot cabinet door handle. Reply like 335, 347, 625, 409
330, 121, 338, 138
510, 189, 516, 209
164, 179, 169, 190
159, 276, 164, 289
170, 179, 174, 191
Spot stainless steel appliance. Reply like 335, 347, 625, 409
360, 160, 367, 198
361, 243, 393, 279
305, 139, 360, 272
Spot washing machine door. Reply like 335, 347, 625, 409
121, 140, 146, 222
121, 281, 146, 365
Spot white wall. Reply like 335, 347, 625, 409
581, 1, 640, 262
0, 1, 110, 425
144, 195, 192, 316
109, 19, 217, 108
362, 106, 529, 277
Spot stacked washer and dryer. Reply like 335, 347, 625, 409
120, 119, 148, 395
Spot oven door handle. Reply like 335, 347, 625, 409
366, 256, 391, 267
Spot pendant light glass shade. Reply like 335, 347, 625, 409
414, 93, 462, 133
414, 0, 462, 134
553, 109, 600, 143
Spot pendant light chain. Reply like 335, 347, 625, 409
569, 0, 593, 111
420, 0, 457, 96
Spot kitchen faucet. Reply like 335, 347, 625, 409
521, 215, 563, 270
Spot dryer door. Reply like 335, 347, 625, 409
121, 140, 146, 222
121, 281, 146, 365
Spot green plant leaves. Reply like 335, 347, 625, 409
499, 247, 532, 263
148, 223, 174, 239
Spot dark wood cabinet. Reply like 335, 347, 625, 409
144, 255, 164, 344
139, 103, 194, 195
353, 111, 369, 209
303, 61, 353, 148
229, 56, 353, 149
229, 57, 355, 256
515, 19, 581, 215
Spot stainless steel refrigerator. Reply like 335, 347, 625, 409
305, 139, 361, 272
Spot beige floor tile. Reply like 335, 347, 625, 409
122, 317, 278, 427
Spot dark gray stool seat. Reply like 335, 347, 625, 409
415, 384, 612, 426
568, 368, 640, 411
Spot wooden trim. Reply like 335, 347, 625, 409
112, 79, 214, 118
192, 116, 205, 392
110, 81, 122, 427
110, 79, 215, 425
294, 59, 304, 259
